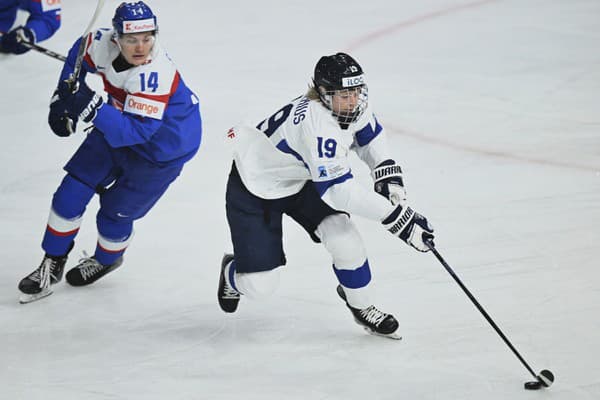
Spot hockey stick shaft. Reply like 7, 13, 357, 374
425, 240, 538, 379
0, 31, 64, 61
19, 40, 66, 61
67, 0, 106, 90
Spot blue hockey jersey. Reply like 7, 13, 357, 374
58, 29, 202, 166
0, 0, 61, 42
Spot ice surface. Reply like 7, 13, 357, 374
1, 1, 599, 399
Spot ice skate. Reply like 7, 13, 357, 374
218, 253, 240, 313
65, 253, 123, 286
336, 285, 401, 340
18, 252, 69, 304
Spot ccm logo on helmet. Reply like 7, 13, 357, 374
342, 74, 365, 88
124, 95, 165, 120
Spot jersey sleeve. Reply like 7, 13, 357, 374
321, 172, 394, 221
0, 4, 18, 33
24, 0, 61, 42
352, 111, 394, 170
58, 32, 97, 84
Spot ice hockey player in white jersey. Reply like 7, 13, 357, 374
218, 52, 434, 339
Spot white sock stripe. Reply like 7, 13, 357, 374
47, 208, 83, 234
97, 231, 134, 252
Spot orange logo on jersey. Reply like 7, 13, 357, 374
128, 97, 159, 115
124, 94, 165, 120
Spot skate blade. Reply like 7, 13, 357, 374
363, 326, 402, 340
19, 288, 53, 304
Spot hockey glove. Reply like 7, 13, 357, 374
0, 26, 35, 55
48, 90, 77, 137
372, 159, 407, 206
382, 204, 434, 252
57, 81, 104, 123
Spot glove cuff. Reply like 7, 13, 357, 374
372, 160, 403, 183
382, 204, 415, 235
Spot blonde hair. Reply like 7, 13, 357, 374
306, 86, 320, 101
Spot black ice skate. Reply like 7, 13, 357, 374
336, 285, 401, 340
65, 254, 123, 286
18, 252, 70, 304
218, 253, 240, 313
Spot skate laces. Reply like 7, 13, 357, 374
77, 252, 105, 281
221, 259, 240, 299
223, 283, 240, 299
34, 258, 53, 289
359, 306, 388, 327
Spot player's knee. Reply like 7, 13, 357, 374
317, 214, 366, 267
236, 268, 281, 299
52, 174, 95, 219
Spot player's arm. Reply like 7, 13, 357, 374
300, 132, 392, 220
303, 133, 434, 252
0, 0, 60, 54
49, 32, 100, 137
51, 79, 164, 146
91, 102, 164, 147
353, 113, 406, 205
58, 32, 99, 83
24, 0, 61, 43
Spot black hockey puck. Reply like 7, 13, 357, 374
524, 369, 554, 390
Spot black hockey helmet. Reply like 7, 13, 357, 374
313, 52, 365, 90
312, 52, 368, 124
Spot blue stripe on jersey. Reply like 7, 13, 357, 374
355, 116, 383, 147
276, 139, 304, 162
333, 259, 372, 289
313, 171, 353, 196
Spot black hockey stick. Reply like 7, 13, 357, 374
0, 31, 65, 61
66, 0, 106, 91
19, 40, 66, 61
425, 239, 554, 390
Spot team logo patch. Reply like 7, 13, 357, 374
124, 94, 165, 120
342, 74, 365, 88
41, 0, 61, 12
122, 18, 156, 34
318, 166, 328, 178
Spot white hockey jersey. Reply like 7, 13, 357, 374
228, 95, 397, 221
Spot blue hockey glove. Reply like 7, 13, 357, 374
57, 81, 104, 123
382, 204, 434, 252
372, 159, 407, 206
48, 90, 77, 137
0, 26, 35, 54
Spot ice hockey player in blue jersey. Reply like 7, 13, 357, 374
0, 0, 61, 55
17, 1, 202, 303
218, 52, 434, 339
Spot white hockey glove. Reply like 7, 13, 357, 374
372, 160, 407, 206
382, 204, 434, 252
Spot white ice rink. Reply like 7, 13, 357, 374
1, 1, 599, 399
